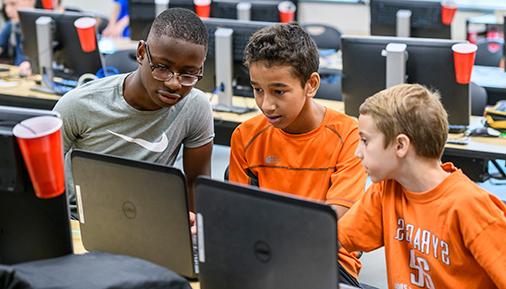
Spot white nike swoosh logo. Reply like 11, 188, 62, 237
107, 130, 169, 152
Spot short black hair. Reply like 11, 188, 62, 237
148, 8, 208, 50
244, 23, 319, 87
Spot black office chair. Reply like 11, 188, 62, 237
302, 24, 343, 101
103, 49, 139, 74
470, 81, 488, 116
302, 23, 342, 51
316, 72, 342, 101
475, 38, 504, 67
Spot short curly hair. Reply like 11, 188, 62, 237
244, 23, 319, 87
148, 8, 208, 50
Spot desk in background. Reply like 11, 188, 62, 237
445, 117, 506, 181
1, 65, 504, 182
0, 66, 59, 110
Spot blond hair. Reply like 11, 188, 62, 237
359, 84, 448, 159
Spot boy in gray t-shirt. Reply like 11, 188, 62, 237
54, 8, 214, 218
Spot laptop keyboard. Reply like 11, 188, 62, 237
52, 83, 75, 96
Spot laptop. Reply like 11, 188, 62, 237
194, 177, 339, 289
71, 150, 197, 279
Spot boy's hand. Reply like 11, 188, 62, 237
18, 61, 32, 77
189, 211, 197, 235
331, 204, 350, 219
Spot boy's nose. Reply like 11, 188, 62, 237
260, 96, 276, 112
163, 77, 182, 91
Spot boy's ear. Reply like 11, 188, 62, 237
136, 41, 145, 64
305, 72, 320, 99
395, 134, 410, 158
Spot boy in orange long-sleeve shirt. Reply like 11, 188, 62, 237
229, 23, 367, 286
339, 83, 506, 289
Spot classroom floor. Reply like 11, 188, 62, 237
176, 144, 506, 289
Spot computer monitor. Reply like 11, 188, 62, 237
370, 0, 451, 39
211, 0, 298, 22
128, 0, 296, 41
19, 9, 103, 82
341, 35, 470, 126
0, 105, 72, 265
128, 0, 158, 41
197, 18, 274, 109
128, 0, 203, 41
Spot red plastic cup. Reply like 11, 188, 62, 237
441, 1, 457, 26
41, 0, 54, 10
452, 43, 477, 85
13, 116, 65, 199
74, 17, 97, 53
194, 0, 211, 18
278, 1, 296, 23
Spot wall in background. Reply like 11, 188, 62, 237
63, 0, 114, 18
299, 2, 370, 35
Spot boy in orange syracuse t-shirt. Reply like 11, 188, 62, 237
339, 83, 506, 289
228, 23, 367, 287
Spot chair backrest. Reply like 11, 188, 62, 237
475, 38, 504, 67
301, 24, 343, 101
302, 23, 342, 51
470, 81, 488, 116
104, 49, 139, 74
316, 73, 342, 101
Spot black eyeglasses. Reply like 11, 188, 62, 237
142, 40, 203, 87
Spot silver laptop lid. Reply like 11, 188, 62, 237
195, 176, 338, 289
71, 150, 196, 278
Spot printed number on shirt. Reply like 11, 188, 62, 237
409, 249, 435, 289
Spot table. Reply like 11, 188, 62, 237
445, 117, 506, 181
0, 66, 59, 110
1, 65, 504, 181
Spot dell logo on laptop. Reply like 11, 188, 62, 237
254, 240, 271, 263
122, 201, 137, 219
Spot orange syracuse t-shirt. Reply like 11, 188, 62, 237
339, 163, 506, 289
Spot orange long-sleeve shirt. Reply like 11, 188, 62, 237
339, 163, 506, 289
229, 108, 367, 278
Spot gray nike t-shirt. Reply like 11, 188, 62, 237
54, 73, 214, 214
